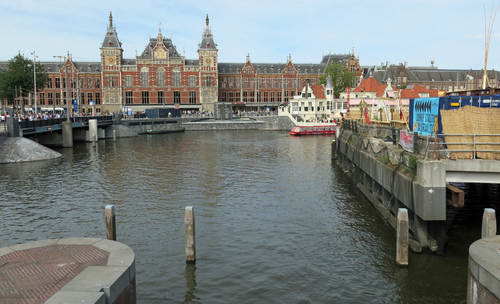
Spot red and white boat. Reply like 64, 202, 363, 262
288, 125, 336, 136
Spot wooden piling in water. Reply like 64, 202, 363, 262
331, 139, 336, 160
105, 205, 116, 241
185, 206, 196, 263
481, 208, 496, 238
396, 208, 409, 266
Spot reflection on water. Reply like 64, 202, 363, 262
0, 131, 471, 303
184, 264, 198, 304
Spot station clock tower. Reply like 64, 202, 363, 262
198, 15, 218, 112
100, 12, 123, 113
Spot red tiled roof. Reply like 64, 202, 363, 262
353, 77, 386, 97
311, 85, 325, 99
399, 86, 439, 99
399, 89, 417, 99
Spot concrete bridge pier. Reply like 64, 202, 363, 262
61, 120, 73, 148
89, 119, 98, 142
98, 128, 106, 140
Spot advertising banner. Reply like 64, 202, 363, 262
412, 97, 439, 136
399, 130, 414, 152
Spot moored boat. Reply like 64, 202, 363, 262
288, 125, 336, 136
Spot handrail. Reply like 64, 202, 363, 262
428, 133, 500, 160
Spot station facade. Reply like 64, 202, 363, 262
4, 13, 362, 114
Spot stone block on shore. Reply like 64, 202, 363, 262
0, 136, 61, 164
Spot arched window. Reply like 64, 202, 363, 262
140, 67, 149, 87
156, 67, 165, 87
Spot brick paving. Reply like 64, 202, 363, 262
0, 244, 109, 304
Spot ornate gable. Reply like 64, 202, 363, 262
152, 29, 169, 60
282, 55, 297, 75
241, 54, 256, 75
61, 55, 78, 73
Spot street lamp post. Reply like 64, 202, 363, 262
53, 55, 64, 115
65, 57, 70, 122
31, 50, 37, 116
56, 53, 73, 148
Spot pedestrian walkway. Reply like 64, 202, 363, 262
0, 242, 109, 303
0, 238, 136, 304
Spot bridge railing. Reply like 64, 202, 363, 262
20, 119, 64, 129
19, 115, 113, 129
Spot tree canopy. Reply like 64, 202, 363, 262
0, 54, 48, 104
319, 63, 355, 98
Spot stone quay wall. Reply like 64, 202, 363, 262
182, 120, 265, 131
334, 123, 448, 252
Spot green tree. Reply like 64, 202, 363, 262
319, 63, 355, 98
0, 54, 47, 111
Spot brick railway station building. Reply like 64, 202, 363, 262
0, 13, 362, 114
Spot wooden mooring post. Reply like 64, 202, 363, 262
481, 208, 496, 238
105, 205, 116, 241
185, 206, 196, 263
396, 208, 409, 266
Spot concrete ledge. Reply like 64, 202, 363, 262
469, 236, 500, 302
61, 266, 130, 303
57, 237, 102, 245
8, 238, 60, 251
45, 291, 106, 304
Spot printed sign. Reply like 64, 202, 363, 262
399, 130, 414, 152
412, 97, 439, 136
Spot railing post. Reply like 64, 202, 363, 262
185, 206, 196, 263
473, 134, 476, 159
105, 205, 116, 241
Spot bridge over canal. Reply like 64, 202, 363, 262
5, 115, 188, 147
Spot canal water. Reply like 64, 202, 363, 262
0, 131, 477, 303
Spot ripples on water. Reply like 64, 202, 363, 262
0, 131, 470, 303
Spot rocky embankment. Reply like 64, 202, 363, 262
0, 136, 61, 164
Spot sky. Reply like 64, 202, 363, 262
0, 0, 498, 69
